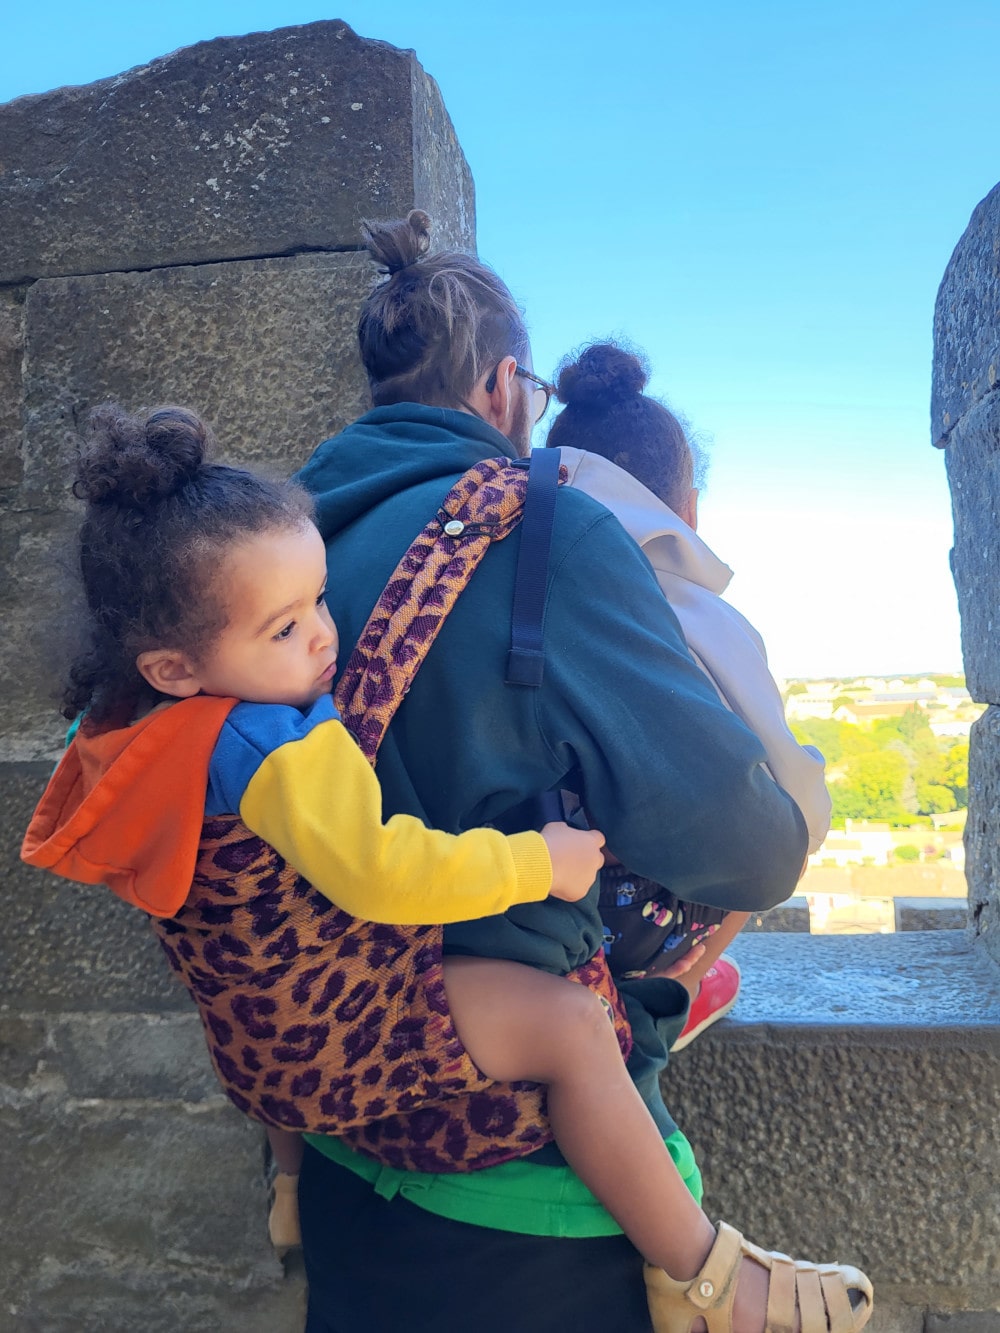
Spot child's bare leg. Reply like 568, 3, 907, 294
442, 955, 716, 1279
267, 1125, 304, 1176
443, 956, 808, 1333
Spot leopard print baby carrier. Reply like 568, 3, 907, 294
154, 454, 632, 1173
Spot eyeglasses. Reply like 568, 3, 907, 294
485, 363, 557, 424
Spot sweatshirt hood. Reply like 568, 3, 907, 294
557, 447, 734, 596
21, 696, 237, 917
297, 404, 521, 539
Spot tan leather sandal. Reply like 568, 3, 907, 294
644, 1220, 874, 1332
267, 1171, 302, 1258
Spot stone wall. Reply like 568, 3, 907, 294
933, 182, 1000, 966
0, 21, 473, 1327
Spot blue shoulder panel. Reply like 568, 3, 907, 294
204, 694, 340, 816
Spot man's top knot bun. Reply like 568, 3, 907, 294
555, 343, 650, 409
362, 208, 433, 276
74, 404, 211, 509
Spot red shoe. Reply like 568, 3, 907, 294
670, 955, 741, 1052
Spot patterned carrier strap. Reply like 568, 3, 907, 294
336, 456, 535, 759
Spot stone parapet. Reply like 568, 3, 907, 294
3, 250, 373, 757
964, 706, 1000, 965
744, 895, 811, 931
940, 394, 1000, 705
934, 181, 1000, 968
666, 932, 1000, 1326
894, 898, 969, 933
0, 20, 474, 285
931, 180, 1000, 448
0, 28, 474, 1326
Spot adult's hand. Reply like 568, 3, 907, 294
644, 941, 706, 980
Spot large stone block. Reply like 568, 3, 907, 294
665, 933, 1000, 1312
931, 181, 1000, 447
3, 251, 372, 751
942, 393, 1000, 704
0, 20, 475, 284
964, 706, 1000, 964
744, 895, 810, 932
893, 898, 968, 932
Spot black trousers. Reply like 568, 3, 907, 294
299, 1143, 654, 1333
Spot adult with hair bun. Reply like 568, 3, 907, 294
293, 212, 871, 1333
546, 341, 831, 1040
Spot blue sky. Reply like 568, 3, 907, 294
4, 1, 998, 677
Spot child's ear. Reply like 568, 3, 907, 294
135, 648, 202, 699
678, 487, 699, 532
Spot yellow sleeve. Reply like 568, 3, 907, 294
238, 717, 552, 924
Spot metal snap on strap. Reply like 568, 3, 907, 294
443, 519, 465, 536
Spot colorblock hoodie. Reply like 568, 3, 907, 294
22, 694, 553, 924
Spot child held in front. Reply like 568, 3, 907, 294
23, 405, 871, 1333
546, 342, 832, 1047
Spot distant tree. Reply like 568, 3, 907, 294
942, 741, 969, 807
791, 718, 874, 765
894, 844, 920, 861
831, 695, 854, 712
829, 749, 909, 822
872, 706, 934, 750
915, 782, 957, 815
785, 683, 807, 696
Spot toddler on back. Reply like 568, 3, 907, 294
23, 404, 870, 1333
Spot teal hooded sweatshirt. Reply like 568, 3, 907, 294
296, 404, 807, 1228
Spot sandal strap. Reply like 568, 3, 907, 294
654, 1223, 873, 1333
763, 1252, 798, 1333
795, 1264, 827, 1333
686, 1221, 744, 1311
820, 1268, 859, 1333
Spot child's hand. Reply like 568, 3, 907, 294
541, 822, 606, 901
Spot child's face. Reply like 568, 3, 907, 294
192, 522, 340, 709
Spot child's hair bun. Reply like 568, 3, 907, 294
555, 343, 649, 408
73, 404, 211, 508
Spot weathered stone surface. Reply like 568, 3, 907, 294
0, 286, 25, 492
942, 393, 1000, 704
964, 707, 1000, 964
7, 1273, 305, 1333
893, 898, 968, 932
862, 1307, 929, 1333
925, 1315, 1000, 1332
2, 763, 188, 1012
931, 180, 1000, 447
3, 251, 372, 751
0, 19, 475, 284
0, 1013, 218, 1102
1, 1097, 304, 1330
665, 933, 1000, 1310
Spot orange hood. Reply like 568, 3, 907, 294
21, 696, 237, 917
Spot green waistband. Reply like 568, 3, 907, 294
303, 1131, 702, 1237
